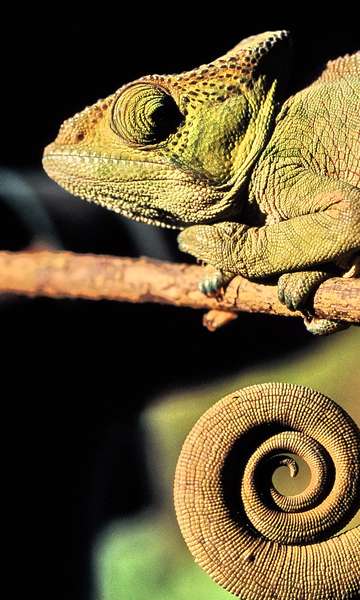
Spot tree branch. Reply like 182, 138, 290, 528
0, 250, 358, 326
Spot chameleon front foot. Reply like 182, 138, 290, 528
178, 222, 249, 275
178, 222, 249, 298
178, 223, 241, 296
198, 268, 233, 296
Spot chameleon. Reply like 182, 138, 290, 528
174, 382, 360, 599
42, 30, 360, 333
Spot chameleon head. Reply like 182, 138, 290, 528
43, 30, 291, 229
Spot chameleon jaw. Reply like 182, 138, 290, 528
42, 150, 186, 229
45, 172, 182, 230
77, 192, 182, 230
43, 150, 233, 230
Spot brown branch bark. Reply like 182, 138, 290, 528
0, 250, 358, 324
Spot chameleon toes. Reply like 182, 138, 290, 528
304, 316, 350, 336
277, 271, 330, 312
199, 271, 229, 296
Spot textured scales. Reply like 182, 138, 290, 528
174, 383, 360, 599
43, 31, 360, 334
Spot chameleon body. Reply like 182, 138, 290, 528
43, 30, 360, 334
174, 383, 360, 599
42, 33, 360, 598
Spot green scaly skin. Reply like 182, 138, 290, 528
43, 31, 360, 334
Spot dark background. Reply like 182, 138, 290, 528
1, 10, 358, 600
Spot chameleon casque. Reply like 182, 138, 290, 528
43, 30, 360, 335
43, 31, 360, 599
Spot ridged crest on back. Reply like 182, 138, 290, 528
317, 52, 360, 82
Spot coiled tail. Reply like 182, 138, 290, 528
174, 383, 360, 599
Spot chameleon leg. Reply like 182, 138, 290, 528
277, 270, 350, 334
178, 195, 360, 278
178, 178, 360, 277
178, 183, 359, 333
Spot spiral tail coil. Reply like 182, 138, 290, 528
174, 383, 360, 599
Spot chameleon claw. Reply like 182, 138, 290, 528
199, 275, 224, 296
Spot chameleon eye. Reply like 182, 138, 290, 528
111, 83, 183, 146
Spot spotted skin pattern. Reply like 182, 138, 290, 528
174, 383, 360, 599
43, 31, 359, 334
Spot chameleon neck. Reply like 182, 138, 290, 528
219, 79, 279, 213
